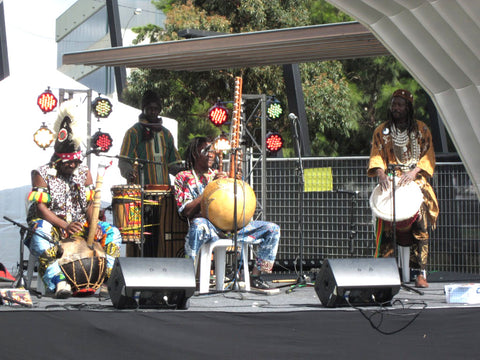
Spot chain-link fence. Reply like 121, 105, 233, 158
250, 156, 480, 275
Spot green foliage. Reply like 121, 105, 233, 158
306, 0, 354, 24
301, 61, 360, 156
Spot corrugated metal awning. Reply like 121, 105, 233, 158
62, 22, 389, 71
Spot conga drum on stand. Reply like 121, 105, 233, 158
144, 185, 188, 258
370, 179, 424, 281
111, 185, 142, 244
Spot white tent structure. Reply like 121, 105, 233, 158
327, 0, 480, 199
0, 70, 178, 271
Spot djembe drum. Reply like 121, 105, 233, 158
143, 185, 172, 257
58, 236, 106, 296
370, 180, 424, 246
144, 185, 188, 257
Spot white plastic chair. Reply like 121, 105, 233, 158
198, 239, 250, 294
26, 252, 45, 295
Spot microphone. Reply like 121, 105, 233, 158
201, 143, 213, 156
288, 113, 298, 121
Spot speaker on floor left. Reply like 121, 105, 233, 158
108, 257, 196, 310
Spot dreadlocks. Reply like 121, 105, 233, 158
184, 136, 210, 170
386, 94, 418, 135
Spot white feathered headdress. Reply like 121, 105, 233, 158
52, 100, 83, 162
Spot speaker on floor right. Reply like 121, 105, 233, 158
315, 258, 401, 308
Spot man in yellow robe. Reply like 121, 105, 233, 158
368, 89, 439, 288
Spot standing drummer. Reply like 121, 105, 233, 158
26, 102, 122, 298
118, 90, 182, 185
368, 89, 439, 288
118, 90, 182, 257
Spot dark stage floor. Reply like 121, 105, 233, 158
1, 275, 479, 312
1, 272, 480, 360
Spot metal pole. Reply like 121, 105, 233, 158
260, 94, 267, 219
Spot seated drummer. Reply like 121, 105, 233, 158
26, 102, 122, 298
117, 90, 182, 257
173, 136, 281, 290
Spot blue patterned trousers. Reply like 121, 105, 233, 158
25, 219, 122, 291
185, 218, 280, 273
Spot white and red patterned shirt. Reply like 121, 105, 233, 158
27, 163, 91, 223
174, 169, 216, 216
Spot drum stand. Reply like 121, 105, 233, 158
388, 166, 424, 295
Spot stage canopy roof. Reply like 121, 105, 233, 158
63, 1, 480, 199
62, 22, 388, 71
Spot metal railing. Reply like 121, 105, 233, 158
251, 156, 480, 275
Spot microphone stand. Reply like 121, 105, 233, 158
231, 147, 240, 291
387, 165, 423, 295
286, 115, 307, 293
3, 216, 50, 296
138, 161, 146, 257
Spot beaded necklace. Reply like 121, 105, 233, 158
391, 123, 420, 168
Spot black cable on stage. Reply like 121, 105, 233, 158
346, 296, 427, 335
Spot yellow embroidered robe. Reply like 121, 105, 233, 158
367, 120, 439, 228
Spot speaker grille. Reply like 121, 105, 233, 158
108, 257, 196, 309
315, 258, 401, 307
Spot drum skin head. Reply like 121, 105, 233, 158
370, 181, 423, 222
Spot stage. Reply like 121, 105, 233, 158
1, 273, 479, 360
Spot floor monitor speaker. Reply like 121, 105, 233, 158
108, 257, 195, 309
315, 258, 401, 307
